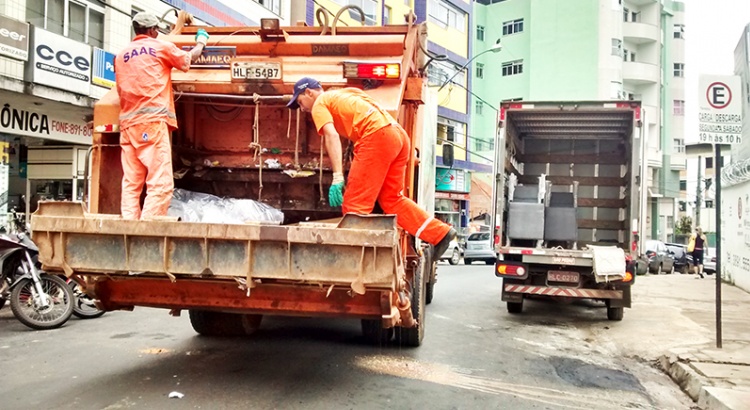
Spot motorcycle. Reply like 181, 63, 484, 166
0, 231, 74, 330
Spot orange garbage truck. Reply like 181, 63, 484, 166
30, 20, 441, 346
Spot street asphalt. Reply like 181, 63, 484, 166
0, 264, 695, 410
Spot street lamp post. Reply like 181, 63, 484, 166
438, 40, 502, 92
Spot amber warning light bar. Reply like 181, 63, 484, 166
342, 61, 400, 80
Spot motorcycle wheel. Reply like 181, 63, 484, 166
71, 281, 105, 319
10, 274, 74, 330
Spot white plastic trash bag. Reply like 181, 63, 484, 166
167, 188, 283, 225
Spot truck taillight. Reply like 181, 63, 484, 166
496, 264, 526, 277
343, 62, 400, 79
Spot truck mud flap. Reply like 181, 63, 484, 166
31, 202, 401, 290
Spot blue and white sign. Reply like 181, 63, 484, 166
92, 47, 115, 88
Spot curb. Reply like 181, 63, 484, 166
659, 354, 705, 402
659, 354, 750, 410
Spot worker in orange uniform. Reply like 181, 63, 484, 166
114, 11, 208, 220
287, 78, 457, 256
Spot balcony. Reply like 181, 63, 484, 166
647, 149, 663, 168
623, 61, 660, 85
623, 22, 659, 44
670, 152, 687, 171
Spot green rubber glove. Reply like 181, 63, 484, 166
195, 28, 209, 46
329, 172, 344, 207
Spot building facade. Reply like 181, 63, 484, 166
471, 0, 685, 242
0, 0, 286, 228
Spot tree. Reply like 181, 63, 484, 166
676, 216, 692, 235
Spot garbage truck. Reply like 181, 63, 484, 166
492, 101, 645, 321
30, 20, 440, 345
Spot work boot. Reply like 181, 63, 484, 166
433, 228, 457, 259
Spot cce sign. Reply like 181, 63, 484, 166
698, 75, 743, 145
31, 27, 92, 95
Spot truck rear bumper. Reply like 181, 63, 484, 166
503, 284, 623, 299
93, 276, 394, 321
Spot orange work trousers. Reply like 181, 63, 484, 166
120, 121, 174, 220
343, 124, 451, 245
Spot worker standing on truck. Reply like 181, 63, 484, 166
287, 77, 457, 256
114, 11, 209, 220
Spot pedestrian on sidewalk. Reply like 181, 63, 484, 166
688, 227, 708, 278
287, 78, 457, 257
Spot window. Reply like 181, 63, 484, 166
334, 0, 378, 25
631, 11, 640, 22
476, 62, 484, 79
611, 38, 622, 56
623, 7, 629, 22
623, 49, 635, 62
667, 216, 674, 229
502, 18, 523, 35
28, 0, 105, 48
705, 200, 714, 209
427, 60, 465, 87
674, 63, 685, 77
501, 60, 523, 76
679, 180, 687, 191
679, 201, 686, 212
674, 24, 685, 39
675, 139, 685, 153
477, 25, 485, 41
475, 100, 483, 115
673, 100, 685, 115
256, 0, 281, 15
706, 157, 713, 169
384, 6, 392, 24
428, 0, 466, 32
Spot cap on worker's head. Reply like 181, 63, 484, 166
132, 12, 159, 29
287, 77, 322, 109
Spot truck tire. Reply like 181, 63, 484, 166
397, 258, 426, 347
189, 310, 262, 336
607, 306, 624, 321
361, 319, 394, 345
507, 301, 523, 314
425, 280, 435, 305
464, 258, 473, 265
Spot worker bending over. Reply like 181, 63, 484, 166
287, 77, 457, 256
114, 11, 208, 220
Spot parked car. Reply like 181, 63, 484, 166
665, 243, 691, 274
463, 232, 496, 265
703, 247, 716, 274
644, 240, 676, 274
439, 239, 462, 265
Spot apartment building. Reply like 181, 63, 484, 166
0, 0, 287, 225
471, 0, 685, 241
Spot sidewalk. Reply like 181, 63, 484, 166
631, 273, 750, 409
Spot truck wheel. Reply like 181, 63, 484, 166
425, 280, 435, 305
464, 258, 473, 265
507, 301, 523, 314
189, 310, 262, 336
361, 319, 393, 345
397, 257, 426, 347
607, 306, 624, 321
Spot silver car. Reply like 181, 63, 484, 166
703, 247, 716, 274
463, 232, 496, 265
439, 239, 462, 265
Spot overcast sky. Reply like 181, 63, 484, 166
685, 0, 750, 143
